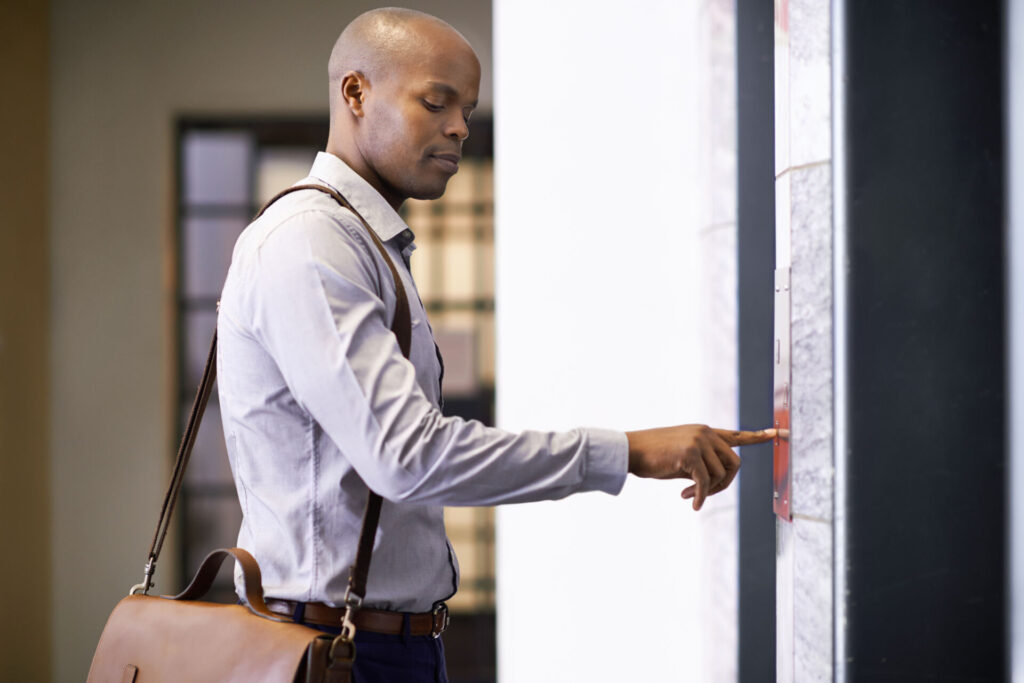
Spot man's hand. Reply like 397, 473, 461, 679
624, 425, 777, 511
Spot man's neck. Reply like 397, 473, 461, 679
324, 137, 405, 212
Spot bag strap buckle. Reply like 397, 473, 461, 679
128, 557, 156, 596
339, 586, 363, 643
431, 602, 450, 638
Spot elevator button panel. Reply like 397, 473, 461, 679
774, 267, 792, 521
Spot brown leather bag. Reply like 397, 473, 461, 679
87, 185, 412, 683
87, 548, 352, 682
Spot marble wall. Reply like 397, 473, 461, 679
774, 0, 835, 680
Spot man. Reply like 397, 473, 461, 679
216, 7, 774, 681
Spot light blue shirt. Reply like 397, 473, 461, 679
216, 151, 628, 612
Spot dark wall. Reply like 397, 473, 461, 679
736, 0, 776, 679
842, 0, 1006, 678
0, 1, 52, 681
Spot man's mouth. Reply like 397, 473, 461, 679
431, 153, 461, 173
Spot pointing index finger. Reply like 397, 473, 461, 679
713, 428, 778, 447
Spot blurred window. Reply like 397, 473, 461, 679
402, 157, 496, 615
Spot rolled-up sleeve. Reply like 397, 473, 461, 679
248, 209, 628, 506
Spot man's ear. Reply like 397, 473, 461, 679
340, 71, 368, 117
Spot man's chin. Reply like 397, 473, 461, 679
408, 182, 450, 202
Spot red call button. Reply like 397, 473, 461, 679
773, 385, 791, 520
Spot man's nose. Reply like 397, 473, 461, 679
444, 114, 469, 141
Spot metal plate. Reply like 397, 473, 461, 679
773, 267, 792, 521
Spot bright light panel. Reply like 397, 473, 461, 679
494, 1, 707, 680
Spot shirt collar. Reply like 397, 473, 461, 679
308, 151, 416, 248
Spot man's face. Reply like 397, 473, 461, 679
357, 32, 481, 207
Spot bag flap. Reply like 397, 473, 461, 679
87, 595, 328, 682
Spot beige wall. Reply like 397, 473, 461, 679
49, 2, 491, 680
0, 1, 51, 681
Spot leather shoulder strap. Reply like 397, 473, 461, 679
135, 325, 219, 594
256, 183, 412, 357
135, 182, 412, 605
256, 183, 405, 603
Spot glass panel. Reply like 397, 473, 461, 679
183, 494, 243, 597
445, 160, 478, 205
182, 131, 253, 205
183, 495, 242, 572
410, 238, 437, 303
445, 506, 494, 612
455, 537, 479, 581
404, 198, 433, 227
448, 586, 478, 611
478, 160, 494, 202
182, 216, 247, 298
478, 232, 495, 299
257, 147, 317, 204
443, 237, 476, 301
445, 506, 476, 536
184, 309, 218, 391
444, 210, 475, 236
477, 312, 495, 386
182, 404, 233, 487
475, 212, 494, 236
438, 310, 475, 330
434, 326, 477, 397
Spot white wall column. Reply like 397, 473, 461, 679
494, 1, 738, 680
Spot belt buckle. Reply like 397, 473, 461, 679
431, 602, 450, 638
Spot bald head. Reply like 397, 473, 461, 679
324, 7, 481, 209
328, 8, 477, 119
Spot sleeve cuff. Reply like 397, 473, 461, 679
581, 428, 629, 495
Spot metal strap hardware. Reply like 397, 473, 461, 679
431, 603, 450, 638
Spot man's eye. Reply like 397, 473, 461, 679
423, 100, 443, 112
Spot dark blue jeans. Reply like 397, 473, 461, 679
347, 630, 448, 683
303, 615, 449, 683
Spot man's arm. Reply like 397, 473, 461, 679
626, 426, 777, 510
249, 209, 627, 506
250, 208, 772, 509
